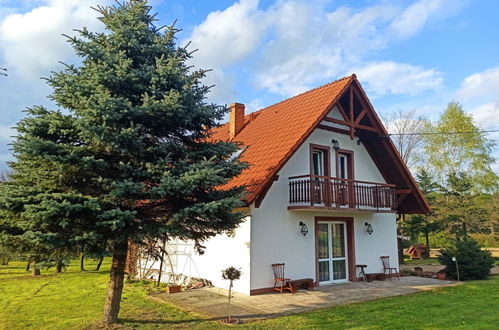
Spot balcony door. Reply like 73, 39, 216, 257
317, 221, 349, 284
336, 150, 353, 206
310, 144, 330, 205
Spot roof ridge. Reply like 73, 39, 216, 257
246, 74, 355, 117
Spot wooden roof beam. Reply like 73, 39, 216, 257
323, 117, 380, 133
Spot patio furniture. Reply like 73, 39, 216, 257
356, 264, 368, 285
380, 256, 400, 280
271, 263, 293, 294
366, 273, 387, 282
289, 278, 314, 293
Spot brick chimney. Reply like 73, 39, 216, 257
229, 102, 245, 139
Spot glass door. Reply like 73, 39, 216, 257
317, 221, 348, 284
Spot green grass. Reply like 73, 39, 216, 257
1, 260, 498, 329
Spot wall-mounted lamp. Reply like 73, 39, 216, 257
365, 222, 374, 235
331, 139, 340, 151
299, 221, 309, 236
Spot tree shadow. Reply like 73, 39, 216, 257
117, 316, 220, 326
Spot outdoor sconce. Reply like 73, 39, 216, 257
331, 139, 340, 151
365, 222, 374, 235
299, 221, 309, 236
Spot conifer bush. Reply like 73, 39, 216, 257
438, 239, 494, 280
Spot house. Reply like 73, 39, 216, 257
146, 74, 430, 295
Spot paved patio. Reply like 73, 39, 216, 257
153, 276, 458, 322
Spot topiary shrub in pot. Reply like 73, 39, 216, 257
221, 266, 242, 324
438, 239, 494, 280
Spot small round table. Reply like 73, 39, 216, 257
356, 264, 368, 285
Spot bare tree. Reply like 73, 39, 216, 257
382, 109, 430, 170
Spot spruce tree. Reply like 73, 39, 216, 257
0, 1, 246, 324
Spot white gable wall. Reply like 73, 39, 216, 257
249, 123, 398, 291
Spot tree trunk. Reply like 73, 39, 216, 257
56, 261, 63, 273
156, 239, 166, 287
397, 236, 404, 264
80, 252, 85, 271
462, 221, 468, 241
95, 256, 104, 271
26, 260, 31, 271
32, 261, 40, 276
103, 239, 128, 325
424, 231, 430, 259
228, 280, 233, 322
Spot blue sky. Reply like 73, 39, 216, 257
1, 0, 498, 173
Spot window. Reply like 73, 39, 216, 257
338, 154, 348, 179
336, 151, 353, 179
312, 150, 324, 176
310, 144, 330, 178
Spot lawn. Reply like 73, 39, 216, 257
0, 260, 498, 329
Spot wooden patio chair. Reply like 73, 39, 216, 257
271, 263, 293, 294
380, 256, 400, 280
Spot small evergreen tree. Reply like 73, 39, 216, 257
0, 1, 246, 324
438, 239, 494, 280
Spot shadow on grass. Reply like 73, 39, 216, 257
117, 317, 218, 326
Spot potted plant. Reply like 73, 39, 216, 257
221, 266, 242, 324
166, 284, 182, 293
437, 270, 446, 280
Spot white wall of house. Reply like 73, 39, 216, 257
249, 124, 398, 291
146, 215, 252, 295
184, 215, 252, 294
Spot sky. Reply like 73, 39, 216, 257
1, 0, 498, 173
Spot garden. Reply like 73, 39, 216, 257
0, 258, 498, 329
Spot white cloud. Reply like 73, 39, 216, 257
0, 0, 109, 78
468, 102, 499, 130
203, 68, 238, 104
350, 61, 443, 96
0, 123, 16, 141
185, 0, 463, 98
187, 0, 266, 69
245, 98, 264, 113
457, 66, 499, 102
390, 0, 467, 39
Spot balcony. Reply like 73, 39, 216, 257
288, 175, 396, 212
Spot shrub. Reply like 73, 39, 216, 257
438, 239, 494, 280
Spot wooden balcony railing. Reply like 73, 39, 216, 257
288, 175, 396, 211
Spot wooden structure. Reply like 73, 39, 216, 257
289, 278, 314, 293
356, 264, 368, 284
271, 263, 293, 294
380, 256, 400, 280
407, 244, 427, 259
289, 175, 395, 211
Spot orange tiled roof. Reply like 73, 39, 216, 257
209, 75, 354, 204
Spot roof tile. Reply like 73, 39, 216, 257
209, 75, 354, 203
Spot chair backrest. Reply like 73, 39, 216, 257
272, 263, 285, 279
380, 256, 391, 269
